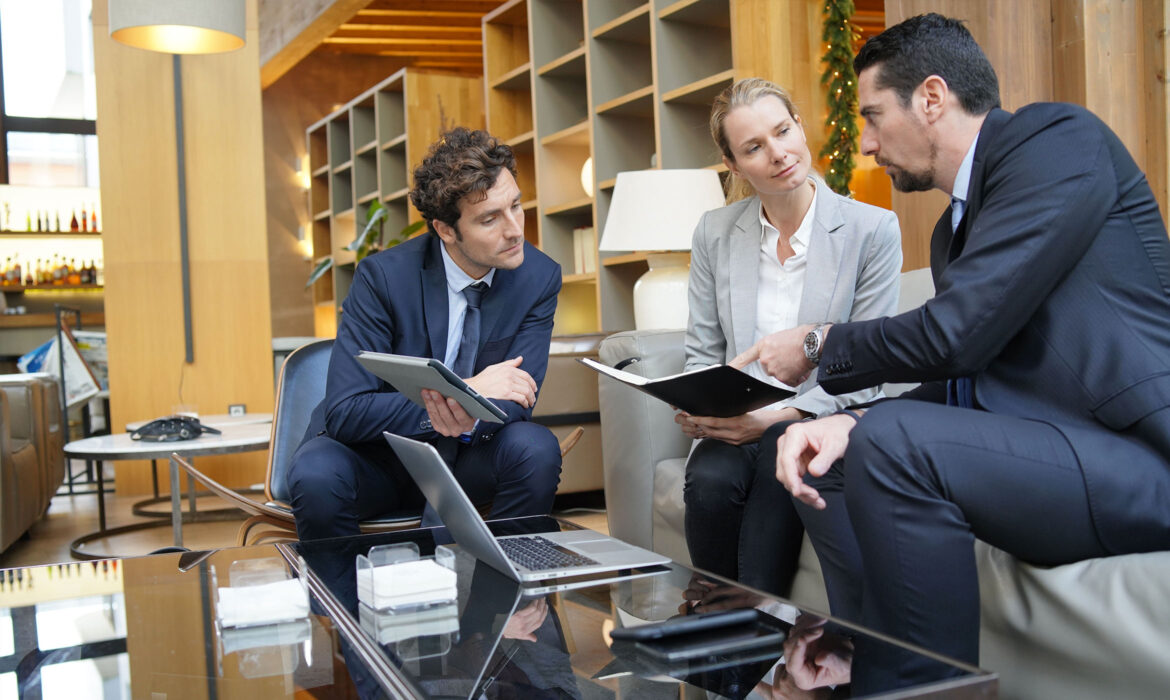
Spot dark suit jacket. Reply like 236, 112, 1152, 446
306, 232, 561, 449
819, 103, 1170, 550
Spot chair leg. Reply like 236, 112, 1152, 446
558, 426, 585, 457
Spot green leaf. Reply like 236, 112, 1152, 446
349, 202, 388, 252
398, 220, 426, 239
306, 256, 334, 287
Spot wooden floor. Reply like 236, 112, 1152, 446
0, 463, 609, 568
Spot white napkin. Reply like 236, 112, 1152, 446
357, 559, 457, 610
217, 578, 309, 628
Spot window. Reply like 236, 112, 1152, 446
0, 0, 97, 186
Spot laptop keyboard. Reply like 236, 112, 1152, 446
499, 536, 601, 571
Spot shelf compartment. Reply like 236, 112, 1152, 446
484, 0, 531, 84
332, 161, 352, 175
595, 85, 654, 117
357, 191, 379, 206
380, 133, 407, 151
544, 197, 592, 217
589, 15, 652, 106
490, 62, 532, 91
656, 2, 731, 95
379, 143, 408, 200
354, 139, 378, 156
327, 116, 351, 168
562, 272, 598, 285
592, 112, 656, 182
311, 163, 330, 178
590, 2, 651, 40
375, 86, 405, 148
313, 208, 331, 222
537, 45, 586, 77
331, 170, 353, 214
351, 99, 376, 152
488, 83, 534, 142
506, 131, 536, 149
382, 187, 410, 203
661, 69, 734, 104
657, 0, 730, 27
540, 120, 590, 147
659, 98, 722, 169
531, 0, 585, 68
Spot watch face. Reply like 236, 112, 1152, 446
804, 331, 818, 358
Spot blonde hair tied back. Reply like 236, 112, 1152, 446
710, 78, 803, 204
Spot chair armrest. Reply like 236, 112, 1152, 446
598, 329, 691, 549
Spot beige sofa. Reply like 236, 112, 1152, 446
598, 300, 1170, 698
0, 373, 65, 551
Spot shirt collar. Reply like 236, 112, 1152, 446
758, 179, 818, 247
951, 133, 980, 205
439, 241, 495, 292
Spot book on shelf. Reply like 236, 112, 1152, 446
572, 226, 596, 274
578, 357, 795, 418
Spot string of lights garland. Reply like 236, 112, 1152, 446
819, 0, 861, 195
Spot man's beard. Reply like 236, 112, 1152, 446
886, 141, 937, 193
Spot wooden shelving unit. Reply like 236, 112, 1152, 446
306, 68, 485, 336
478, 0, 827, 334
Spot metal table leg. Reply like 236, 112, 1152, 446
170, 455, 183, 547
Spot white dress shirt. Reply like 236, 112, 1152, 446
439, 243, 495, 368
745, 183, 818, 405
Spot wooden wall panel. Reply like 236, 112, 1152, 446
264, 53, 408, 338
94, 0, 274, 494
731, 0, 827, 162
883, 1, 1168, 269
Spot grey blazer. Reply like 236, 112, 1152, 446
684, 183, 902, 418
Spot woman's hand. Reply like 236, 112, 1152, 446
685, 407, 806, 445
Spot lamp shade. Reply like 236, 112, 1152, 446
110, 0, 245, 54
599, 169, 725, 252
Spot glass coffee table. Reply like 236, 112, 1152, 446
0, 519, 995, 698
284, 517, 998, 699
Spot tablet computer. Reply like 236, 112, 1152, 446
355, 351, 507, 423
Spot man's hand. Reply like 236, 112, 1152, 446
679, 574, 763, 613
774, 412, 859, 509
465, 356, 537, 408
502, 598, 548, 642
421, 389, 477, 436
679, 407, 806, 445
783, 614, 853, 690
732, 324, 821, 386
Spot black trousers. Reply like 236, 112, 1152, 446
286, 421, 562, 541
683, 435, 804, 597
785, 400, 1170, 694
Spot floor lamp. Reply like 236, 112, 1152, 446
599, 169, 726, 330
108, 0, 246, 363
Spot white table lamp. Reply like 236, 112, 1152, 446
599, 169, 725, 329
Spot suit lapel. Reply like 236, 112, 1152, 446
729, 198, 762, 357
421, 236, 449, 361
797, 184, 845, 324
945, 109, 1008, 265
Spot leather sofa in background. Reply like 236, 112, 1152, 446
596, 271, 1170, 699
0, 373, 65, 552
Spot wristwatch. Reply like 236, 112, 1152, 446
803, 324, 827, 366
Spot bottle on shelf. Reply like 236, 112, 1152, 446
70, 211, 79, 232
55, 212, 61, 232
80, 205, 88, 233
90, 209, 98, 232
68, 258, 81, 285
25, 212, 31, 232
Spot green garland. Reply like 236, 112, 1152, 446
819, 0, 860, 195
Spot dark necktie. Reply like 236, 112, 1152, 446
452, 282, 487, 378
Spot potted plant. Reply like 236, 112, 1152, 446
306, 200, 426, 287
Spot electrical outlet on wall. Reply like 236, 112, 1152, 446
228, 404, 246, 417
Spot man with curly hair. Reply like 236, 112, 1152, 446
288, 127, 563, 540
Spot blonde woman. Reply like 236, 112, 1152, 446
677, 78, 901, 608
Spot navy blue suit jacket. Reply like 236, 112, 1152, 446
306, 232, 561, 449
819, 104, 1170, 550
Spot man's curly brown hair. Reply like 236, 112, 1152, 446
409, 127, 517, 237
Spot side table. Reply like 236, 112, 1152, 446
63, 422, 271, 559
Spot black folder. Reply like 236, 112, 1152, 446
579, 358, 795, 418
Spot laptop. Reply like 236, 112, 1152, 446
385, 432, 671, 582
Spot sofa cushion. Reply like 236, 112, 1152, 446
977, 542, 1170, 699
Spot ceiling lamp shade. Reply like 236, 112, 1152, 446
109, 0, 245, 54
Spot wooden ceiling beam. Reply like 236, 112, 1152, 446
363, 0, 501, 12
261, 0, 375, 89
337, 23, 482, 34
323, 37, 482, 48
319, 45, 484, 58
